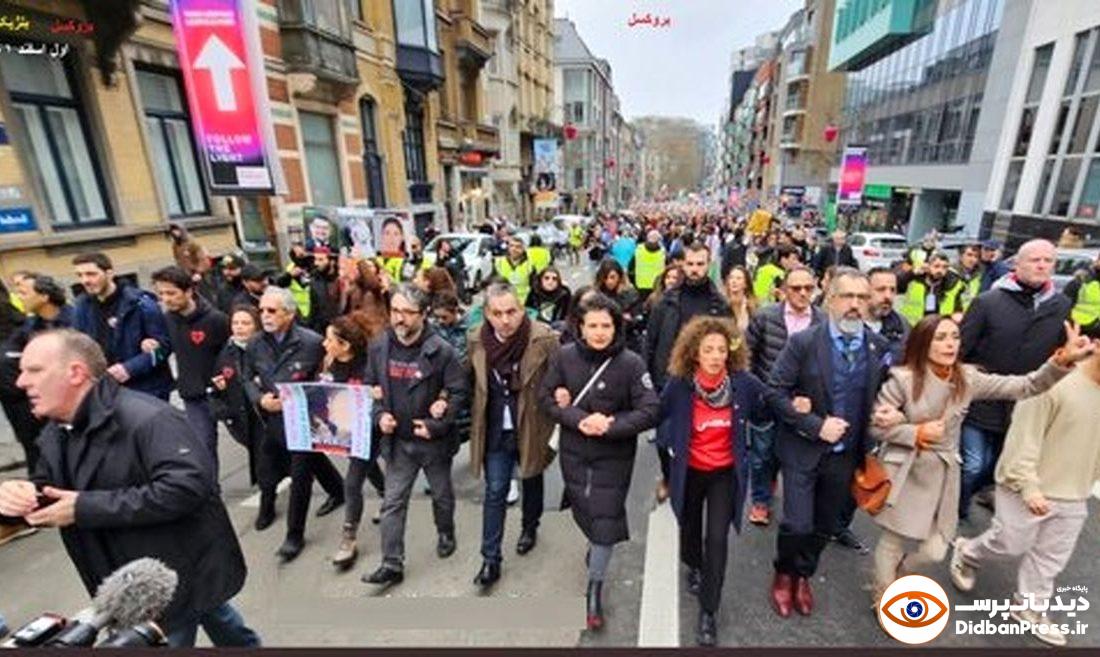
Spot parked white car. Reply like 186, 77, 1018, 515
849, 232, 909, 270
423, 233, 497, 290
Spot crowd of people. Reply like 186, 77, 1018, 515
0, 211, 1099, 648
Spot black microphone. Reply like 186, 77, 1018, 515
97, 621, 167, 648
46, 558, 177, 647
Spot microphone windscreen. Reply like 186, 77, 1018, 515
93, 558, 178, 629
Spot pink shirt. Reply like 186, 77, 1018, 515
783, 304, 813, 336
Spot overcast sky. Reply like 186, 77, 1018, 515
554, 0, 804, 127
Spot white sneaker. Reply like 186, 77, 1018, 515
949, 537, 976, 592
506, 479, 520, 505
1009, 603, 1068, 647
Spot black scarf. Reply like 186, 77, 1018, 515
481, 316, 531, 392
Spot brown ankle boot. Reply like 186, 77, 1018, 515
332, 524, 359, 569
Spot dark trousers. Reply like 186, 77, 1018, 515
183, 397, 219, 477
344, 455, 386, 527
748, 421, 780, 506
481, 448, 544, 564
0, 395, 42, 471
257, 423, 291, 501
286, 452, 344, 540
380, 439, 455, 570
776, 449, 858, 577
680, 465, 736, 614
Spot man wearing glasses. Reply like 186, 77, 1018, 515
745, 267, 825, 528
361, 284, 468, 588
766, 268, 891, 618
243, 287, 344, 559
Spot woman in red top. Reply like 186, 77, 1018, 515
657, 316, 808, 646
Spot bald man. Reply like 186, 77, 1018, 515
958, 239, 1072, 520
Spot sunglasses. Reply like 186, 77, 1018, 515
259, 307, 281, 314
786, 284, 815, 293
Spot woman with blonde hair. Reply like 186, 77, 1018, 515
868, 314, 1093, 604
657, 315, 807, 645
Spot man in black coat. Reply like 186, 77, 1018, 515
958, 239, 1070, 520
745, 267, 825, 527
0, 329, 257, 647
243, 287, 344, 558
645, 241, 730, 495
811, 230, 858, 277
767, 268, 891, 618
362, 284, 469, 588
152, 266, 230, 475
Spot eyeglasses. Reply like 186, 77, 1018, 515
786, 284, 815, 293
390, 307, 422, 318
259, 307, 281, 314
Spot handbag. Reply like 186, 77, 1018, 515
548, 357, 613, 452
851, 451, 892, 515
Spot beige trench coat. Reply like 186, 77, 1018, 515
869, 360, 1068, 542
468, 321, 560, 479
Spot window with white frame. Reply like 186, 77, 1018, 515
136, 67, 208, 218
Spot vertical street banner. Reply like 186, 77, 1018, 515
277, 383, 373, 459
836, 146, 867, 207
533, 138, 561, 209
172, 0, 284, 195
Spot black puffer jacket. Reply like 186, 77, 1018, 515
538, 337, 659, 545
745, 302, 825, 383
960, 276, 1071, 434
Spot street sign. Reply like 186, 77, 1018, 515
0, 207, 36, 233
171, 0, 282, 195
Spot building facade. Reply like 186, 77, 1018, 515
983, 0, 1100, 246
0, 0, 460, 285
829, 0, 1017, 239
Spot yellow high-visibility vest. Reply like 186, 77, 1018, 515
495, 256, 533, 303
633, 245, 666, 291
527, 246, 552, 274
1071, 278, 1100, 326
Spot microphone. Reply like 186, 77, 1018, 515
45, 558, 178, 647
97, 621, 167, 648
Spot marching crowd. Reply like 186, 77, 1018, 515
0, 212, 1099, 647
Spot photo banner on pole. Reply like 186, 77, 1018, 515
277, 383, 373, 459
533, 138, 561, 209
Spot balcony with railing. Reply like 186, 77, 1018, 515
453, 11, 494, 70
277, 0, 359, 89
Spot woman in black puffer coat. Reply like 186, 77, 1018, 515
538, 292, 659, 631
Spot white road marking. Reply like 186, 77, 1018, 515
638, 502, 680, 647
240, 477, 291, 508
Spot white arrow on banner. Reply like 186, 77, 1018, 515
193, 35, 245, 112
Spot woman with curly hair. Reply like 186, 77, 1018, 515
656, 315, 808, 646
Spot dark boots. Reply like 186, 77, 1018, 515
586, 580, 604, 631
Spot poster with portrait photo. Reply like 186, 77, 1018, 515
372, 211, 415, 258
302, 206, 342, 254
277, 383, 372, 459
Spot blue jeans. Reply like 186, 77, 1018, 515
959, 423, 1004, 519
183, 397, 219, 477
748, 421, 779, 506
165, 602, 260, 647
480, 449, 543, 564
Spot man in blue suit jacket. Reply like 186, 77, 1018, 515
71, 252, 174, 400
766, 267, 892, 619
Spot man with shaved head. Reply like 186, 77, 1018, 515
958, 239, 1072, 520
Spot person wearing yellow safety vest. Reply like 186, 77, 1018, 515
495, 237, 535, 304
629, 230, 666, 301
280, 245, 313, 320
906, 234, 937, 271
953, 244, 985, 313
526, 235, 553, 274
568, 224, 585, 265
399, 237, 429, 282
753, 245, 801, 307
897, 252, 966, 326
1063, 253, 1100, 327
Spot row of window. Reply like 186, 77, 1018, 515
0, 48, 399, 228
844, 92, 983, 167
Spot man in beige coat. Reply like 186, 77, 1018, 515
950, 321, 1100, 647
467, 283, 559, 587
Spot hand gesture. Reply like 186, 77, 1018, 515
792, 396, 812, 414
260, 392, 282, 413
429, 399, 448, 419
578, 413, 614, 437
106, 363, 130, 383
25, 486, 78, 528
818, 416, 849, 444
1060, 321, 1096, 364
0, 480, 37, 517
379, 412, 397, 435
872, 404, 904, 429
916, 419, 945, 450
554, 387, 572, 408
1024, 491, 1050, 516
